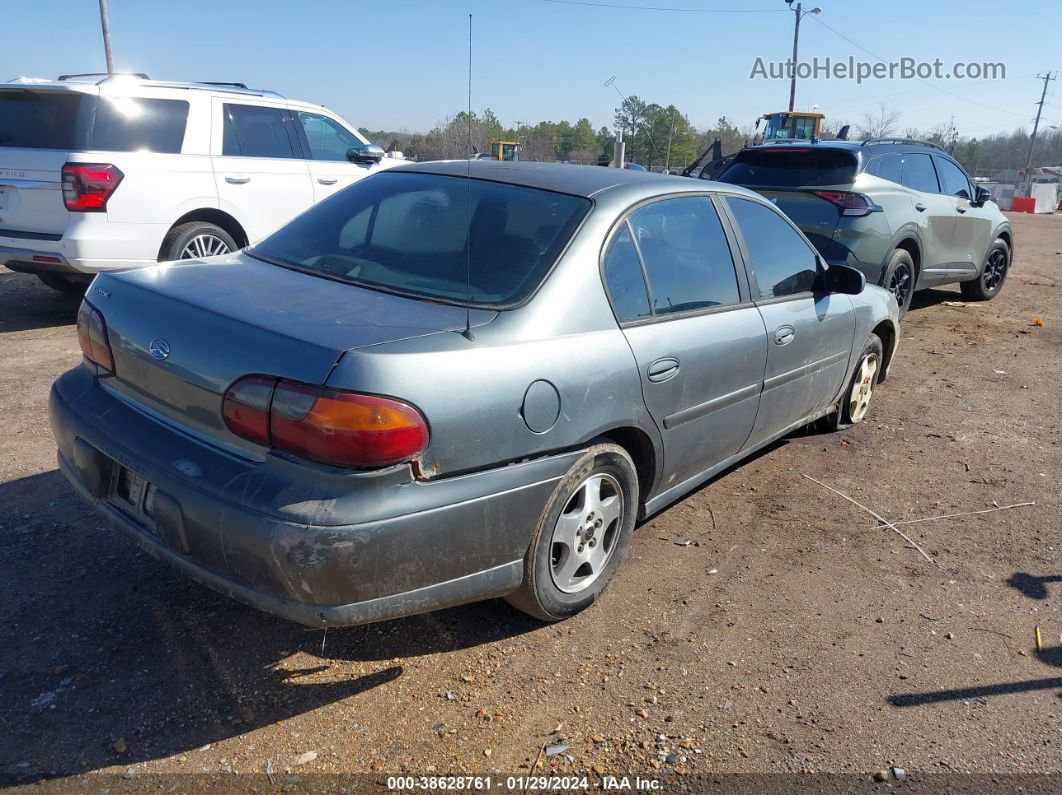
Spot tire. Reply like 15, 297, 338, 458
36, 273, 89, 295
158, 221, 238, 262
882, 249, 916, 319
960, 238, 1010, 301
505, 442, 639, 622
823, 333, 884, 431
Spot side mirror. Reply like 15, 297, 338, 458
974, 186, 992, 207
347, 143, 385, 164
823, 262, 865, 295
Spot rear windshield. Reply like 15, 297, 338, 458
0, 90, 188, 153
250, 171, 591, 308
718, 148, 858, 188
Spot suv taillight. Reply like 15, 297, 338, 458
223, 376, 429, 469
813, 190, 877, 217
62, 163, 123, 211
76, 300, 115, 374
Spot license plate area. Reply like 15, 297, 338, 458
110, 464, 158, 528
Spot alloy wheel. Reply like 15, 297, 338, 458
889, 263, 912, 309
983, 248, 1007, 291
848, 352, 880, 423
549, 473, 624, 594
180, 234, 232, 259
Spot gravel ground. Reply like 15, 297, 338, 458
1, 212, 1059, 791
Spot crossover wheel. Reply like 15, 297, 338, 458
883, 249, 915, 319
960, 238, 1010, 301
505, 442, 639, 621
159, 221, 238, 262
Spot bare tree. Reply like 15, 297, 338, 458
855, 104, 901, 140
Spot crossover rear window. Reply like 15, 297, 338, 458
0, 90, 88, 149
718, 148, 859, 188
249, 171, 591, 308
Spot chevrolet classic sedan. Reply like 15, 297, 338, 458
50, 161, 899, 627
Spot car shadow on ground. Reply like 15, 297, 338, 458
887, 572, 1062, 708
908, 286, 963, 313
0, 271, 81, 333
0, 469, 542, 783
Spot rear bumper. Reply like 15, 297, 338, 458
49, 366, 577, 626
0, 217, 168, 274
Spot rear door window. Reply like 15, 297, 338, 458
0, 90, 90, 149
626, 197, 741, 315
718, 148, 858, 188
933, 156, 973, 199
865, 153, 902, 184
602, 225, 651, 323
90, 96, 189, 154
900, 153, 940, 194
222, 104, 298, 158
726, 198, 819, 300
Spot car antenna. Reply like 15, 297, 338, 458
460, 12, 475, 342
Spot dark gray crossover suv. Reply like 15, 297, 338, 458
51, 162, 898, 627
713, 139, 1013, 318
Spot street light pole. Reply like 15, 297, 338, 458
98, 0, 115, 75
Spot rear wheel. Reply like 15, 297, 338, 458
505, 442, 638, 622
36, 273, 89, 295
960, 238, 1009, 301
159, 222, 237, 262
883, 248, 915, 319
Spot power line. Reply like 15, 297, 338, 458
541, 0, 785, 13
807, 15, 1031, 120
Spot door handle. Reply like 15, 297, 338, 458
914, 202, 926, 212
317, 177, 338, 185
225, 176, 251, 184
647, 357, 680, 383
774, 325, 795, 346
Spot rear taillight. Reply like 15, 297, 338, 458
76, 300, 114, 374
62, 163, 123, 211
813, 190, 877, 217
222, 377, 429, 469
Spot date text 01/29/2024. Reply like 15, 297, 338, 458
385, 775, 662, 791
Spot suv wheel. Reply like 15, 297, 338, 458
960, 238, 1010, 301
159, 222, 238, 262
883, 249, 915, 319
505, 442, 638, 622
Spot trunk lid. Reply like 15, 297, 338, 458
92, 254, 495, 456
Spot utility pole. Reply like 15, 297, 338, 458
665, 107, 675, 173
1024, 71, 1056, 193
98, 0, 115, 74
785, 2, 820, 113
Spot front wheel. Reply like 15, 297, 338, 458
822, 333, 884, 431
505, 442, 639, 622
960, 238, 1010, 301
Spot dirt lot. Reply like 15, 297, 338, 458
1, 212, 1059, 790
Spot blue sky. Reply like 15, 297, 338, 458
4, 0, 1058, 138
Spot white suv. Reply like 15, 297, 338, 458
0, 73, 404, 293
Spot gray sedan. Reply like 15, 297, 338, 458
50, 161, 899, 627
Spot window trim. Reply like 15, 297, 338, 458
597, 191, 753, 329
718, 194, 824, 305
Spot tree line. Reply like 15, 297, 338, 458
361, 99, 1062, 178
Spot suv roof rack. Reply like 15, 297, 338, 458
198, 81, 249, 89
862, 137, 944, 151
58, 72, 151, 82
